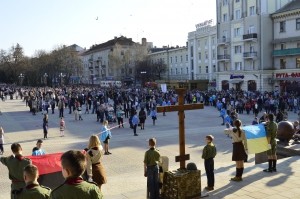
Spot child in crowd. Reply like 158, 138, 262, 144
202, 135, 217, 191
60, 117, 66, 137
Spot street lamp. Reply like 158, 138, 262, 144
58, 73, 65, 86
43, 73, 48, 86
19, 73, 25, 86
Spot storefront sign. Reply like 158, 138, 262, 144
275, 72, 300, 78
230, 74, 244, 79
195, 19, 213, 29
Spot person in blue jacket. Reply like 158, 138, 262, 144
100, 120, 112, 155
132, 111, 139, 136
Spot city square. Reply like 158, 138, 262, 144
0, 97, 299, 199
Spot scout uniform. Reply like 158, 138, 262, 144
16, 183, 51, 199
0, 155, 31, 198
202, 142, 217, 190
266, 121, 278, 155
50, 177, 103, 199
144, 148, 160, 199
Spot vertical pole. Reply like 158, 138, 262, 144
176, 88, 186, 169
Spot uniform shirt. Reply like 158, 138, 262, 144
202, 143, 217, 160
0, 155, 32, 190
32, 148, 46, 156
86, 147, 103, 178
16, 183, 51, 199
50, 177, 103, 199
266, 121, 278, 145
144, 148, 160, 166
224, 128, 248, 149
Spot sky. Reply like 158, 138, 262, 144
0, 0, 216, 57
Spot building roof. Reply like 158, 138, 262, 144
273, 0, 300, 14
82, 36, 136, 55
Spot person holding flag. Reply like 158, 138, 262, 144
100, 120, 112, 155
224, 119, 248, 182
263, 113, 278, 172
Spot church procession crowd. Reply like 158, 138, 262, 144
0, 84, 300, 199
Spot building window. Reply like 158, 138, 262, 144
280, 21, 286, 32
206, 66, 209, 73
235, 10, 241, 20
186, 55, 188, 61
280, 58, 286, 69
191, 60, 194, 70
281, 43, 286, 50
212, 50, 216, 59
213, 65, 216, 72
223, 0, 228, 6
205, 39, 208, 48
170, 57, 172, 63
248, 25, 255, 34
180, 55, 183, 62
234, 27, 241, 37
223, 13, 228, 22
171, 69, 173, 75
186, 67, 189, 74
296, 58, 300, 68
236, 0, 240, 2
190, 46, 194, 57
234, 45, 242, 54
198, 52, 201, 59
249, 6, 255, 16
205, 51, 208, 59
175, 68, 178, 74
199, 66, 201, 73
212, 37, 215, 45
296, 18, 300, 30
297, 42, 300, 48
235, 62, 242, 70
175, 56, 177, 63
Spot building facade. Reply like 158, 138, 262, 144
271, 0, 300, 94
216, 0, 293, 92
148, 46, 190, 88
81, 36, 149, 85
188, 20, 217, 90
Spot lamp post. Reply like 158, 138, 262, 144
43, 73, 48, 86
19, 73, 25, 86
58, 73, 65, 86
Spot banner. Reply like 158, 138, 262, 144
161, 84, 167, 93
26, 153, 63, 175
243, 124, 268, 154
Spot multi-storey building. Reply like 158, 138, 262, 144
81, 36, 149, 85
271, 0, 300, 94
216, 0, 293, 92
188, 20, 217, 90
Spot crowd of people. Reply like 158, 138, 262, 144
1, 84, 300, 198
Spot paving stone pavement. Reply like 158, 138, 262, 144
0, 99, 299, 199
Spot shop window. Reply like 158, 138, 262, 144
296, 58, 300, 68
280, 59, 286, 69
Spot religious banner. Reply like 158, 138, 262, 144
243, 124, 268, 154
161, 84, 167, 93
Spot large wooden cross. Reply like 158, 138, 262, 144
157, 88, 204, 169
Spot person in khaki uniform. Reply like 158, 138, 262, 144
50, 150, 103, 199
85, 135, 107, 190
0, 143, 32, 199
144, 138, 161, 199
16, 165, 51, 199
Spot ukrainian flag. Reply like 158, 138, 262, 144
243, 124, 268, 154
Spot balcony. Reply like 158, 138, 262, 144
243, 52, 258, 59
243, 33, 258, 41
89, 66, 93, 70
95, 65, 99, 69
218, 37, 231, 45
217, 54, 231, 61
273, 48, 300, 56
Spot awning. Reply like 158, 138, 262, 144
230, 80, 244, 84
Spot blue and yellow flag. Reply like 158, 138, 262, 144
243, 124, 268, 154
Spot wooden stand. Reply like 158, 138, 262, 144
161, 170, 201, 199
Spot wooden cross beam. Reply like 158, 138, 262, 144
157, 88, 204, 169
